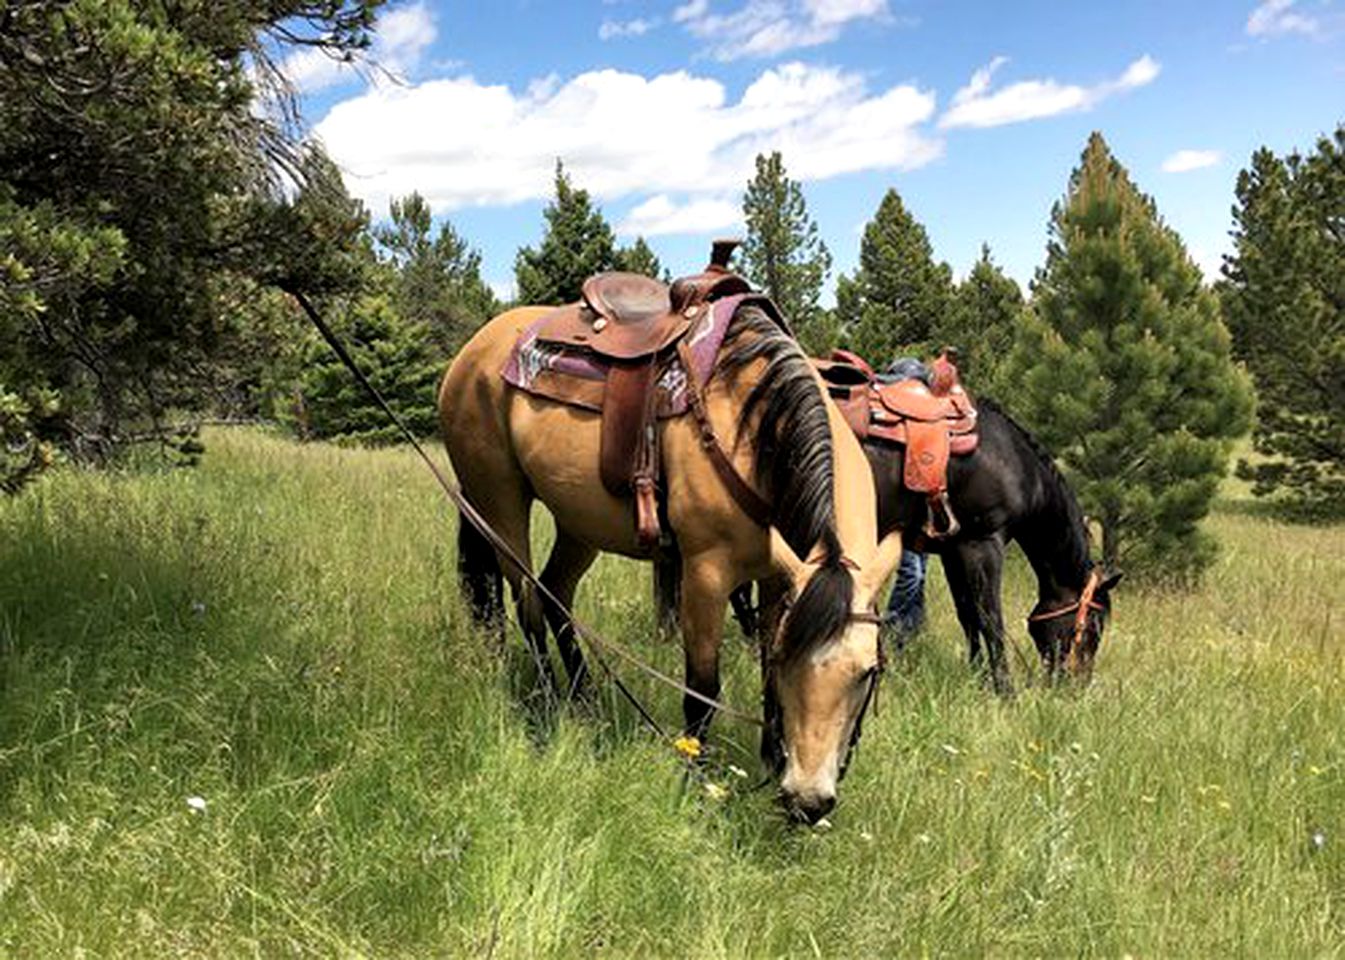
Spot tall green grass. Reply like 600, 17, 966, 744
1, 428, 1340, 956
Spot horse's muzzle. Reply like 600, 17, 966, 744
780, 787, 836, 825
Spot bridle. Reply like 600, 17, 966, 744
762, 585, 890, 778
1027, 568, 1104, 671
842, 608, 887, 776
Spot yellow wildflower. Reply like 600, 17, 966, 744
672, 735, 702, 760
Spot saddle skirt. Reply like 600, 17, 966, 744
813, 349, 979, 537
871, 378, 978, 495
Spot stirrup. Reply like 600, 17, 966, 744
923, 491, 960, 539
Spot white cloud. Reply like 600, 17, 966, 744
1162, 149, 1222, 173
939, 55, 1160, 129
804, 0, 887, 27
599, 16, 659, 39
315, 62, 941, 218
1117, 54, 1161, 88
676, 0, 894, 61
949, 55, 1009, 106
280, 2, 437, 93
618, 195, 743, 236
1246, 0, 1319, 36
673, 0, 710, 21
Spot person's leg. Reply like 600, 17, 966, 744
885, 549, 927, 643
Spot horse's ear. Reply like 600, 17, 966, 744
858, 530, 904, 596
1100, 570, 1123, 592
769, 528, 808, 584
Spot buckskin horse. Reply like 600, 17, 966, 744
439, 247, 903, 823
810, 351, 1122, 693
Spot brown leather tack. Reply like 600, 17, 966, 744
600, 358, 657, 497
536, 273, 691, 360
508, 244, 785, 547
810, 350, 981, 538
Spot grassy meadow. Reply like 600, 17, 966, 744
0, 427, 1341, 956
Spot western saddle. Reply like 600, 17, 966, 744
813, 347, 979, 538
525, 240, 765, 549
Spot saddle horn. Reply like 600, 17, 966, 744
709, 238, 741, 271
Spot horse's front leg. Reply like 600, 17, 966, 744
678, 550, 732, 739
941, 549, 984, 666
953, 538, 1013, 697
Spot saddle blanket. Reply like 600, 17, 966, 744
501, 293, 748, 418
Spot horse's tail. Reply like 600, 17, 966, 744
458, 513, 504, 627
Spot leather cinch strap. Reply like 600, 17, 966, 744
676, 340, 772, 528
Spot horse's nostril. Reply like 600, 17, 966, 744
780, 790, 836, 825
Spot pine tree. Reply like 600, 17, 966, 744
935, 244, 1025, 394
294, 292, 443, 446
515, 162, 618, 304
614, 236, 666, 280
837, 188, 954, 364
1001, 132, 1253, 580
1222, 126, 1345, 518
375, 192, 499, 356
740, 152, 832, 352
0, 0, 379, 489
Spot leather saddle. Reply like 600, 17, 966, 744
529, 240, 756, 549
814, 348, 979, 538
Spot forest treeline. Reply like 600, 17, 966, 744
1, 2, 1341, 578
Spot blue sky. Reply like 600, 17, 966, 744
289, 0, 1344, 301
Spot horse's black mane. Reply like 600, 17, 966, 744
717, 304, 837, 560
978, 396, 1094, 578
716, 304, 853, 662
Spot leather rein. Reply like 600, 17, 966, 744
1027, 568, 1104, 668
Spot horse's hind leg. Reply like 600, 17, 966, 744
539, 528, 598, 698
464, 483, 557, 695
458, 514, 504, 632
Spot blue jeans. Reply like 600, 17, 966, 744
886, 549, 927, 638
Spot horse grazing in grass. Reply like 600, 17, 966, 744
439, 283, 903, 824
866, 394, 1120, 692
724, 359, 1120, 695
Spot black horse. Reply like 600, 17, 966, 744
865, 395, 1120, 692
696, 393, 1120, 696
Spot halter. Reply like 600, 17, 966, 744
1027, 568, 1104, 670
